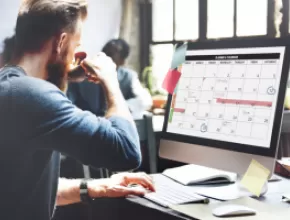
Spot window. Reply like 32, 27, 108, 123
152, 0, 199, 42
237, 0, 267, 36
151, 0, 198, 91
152, 0, 173, 42
207, 0, 234, 38
175, 0, 199, 40
144, 0, 287, 92
151, 44, 174, 90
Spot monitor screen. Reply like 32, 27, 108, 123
166, 46, 286, 148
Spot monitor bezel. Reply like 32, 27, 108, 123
161, 38, 290, 158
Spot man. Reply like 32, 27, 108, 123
67, 39, 152, 119
0, 0, 154, 219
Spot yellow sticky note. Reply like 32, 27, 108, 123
241, 159, 270, 197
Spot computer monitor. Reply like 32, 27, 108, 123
160, 38, 290, 176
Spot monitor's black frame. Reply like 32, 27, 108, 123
162, 38, 290, 158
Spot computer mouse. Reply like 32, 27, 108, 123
212, 204, 256, 217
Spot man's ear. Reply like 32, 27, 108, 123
55, 33, 68, 54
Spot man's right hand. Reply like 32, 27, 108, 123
88, 172, 155, 198
81, 52, 118, 85
80, 52, 133, 121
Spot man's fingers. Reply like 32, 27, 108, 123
138, 178, 156, 192
123, 187, 146, 196
126, 173, 155, 192
135, 173, 155, 191
80, 60, 97, 74
107, 185, 146, 197
141, 172, 154, 185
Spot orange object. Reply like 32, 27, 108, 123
153, 96, 167, 109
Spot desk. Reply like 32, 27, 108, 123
110, 174, 290, 220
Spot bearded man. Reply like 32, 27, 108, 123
0, 0, 154, 219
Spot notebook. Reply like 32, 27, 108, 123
162, 164, 237, 186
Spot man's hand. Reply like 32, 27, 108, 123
81, 52, 133, 121
88, 172, 156, 198
57, 173, 155, 206
81, 52, 118, 85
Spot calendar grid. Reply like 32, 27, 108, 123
168, 51, 283, 146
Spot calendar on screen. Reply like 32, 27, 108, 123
167, 47, 285, 148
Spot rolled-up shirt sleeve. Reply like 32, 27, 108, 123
11, 78, 141, 171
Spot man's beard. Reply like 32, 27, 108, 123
46, 49, 70, 92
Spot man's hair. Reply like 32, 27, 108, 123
15, 0, 88, 56
2, 35, 16, 64
102, 39, 130, 60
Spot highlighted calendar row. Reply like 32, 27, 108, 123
174, 108, 186, 113
216, 98, 272, 107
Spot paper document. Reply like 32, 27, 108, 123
240, 160, 270, 197
162, 69, 181, 94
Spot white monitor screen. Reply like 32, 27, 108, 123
166, 47, 286, 148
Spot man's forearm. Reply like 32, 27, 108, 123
56, 178, 108, 206
101, 81, 133, 123
56, 178, 82, 206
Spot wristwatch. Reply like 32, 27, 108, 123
80, 179, 93, 204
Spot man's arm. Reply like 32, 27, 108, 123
56, 178, 82, 206
56, 173, 155, 206
82, 55, 134, 123
56, 178, 107, 206
101, 77, 134, 123
12, 54, 141, 171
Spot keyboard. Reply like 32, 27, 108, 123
144, 182, 209, 208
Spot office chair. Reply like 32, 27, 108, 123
134, 112, 158, 174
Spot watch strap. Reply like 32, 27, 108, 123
80, 179, 93, 204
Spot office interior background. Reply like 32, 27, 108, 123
1, 1, 290, 220
0, 0, 289, 171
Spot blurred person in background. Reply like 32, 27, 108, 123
102, 39, 152, 118
67, 39, 152, 119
